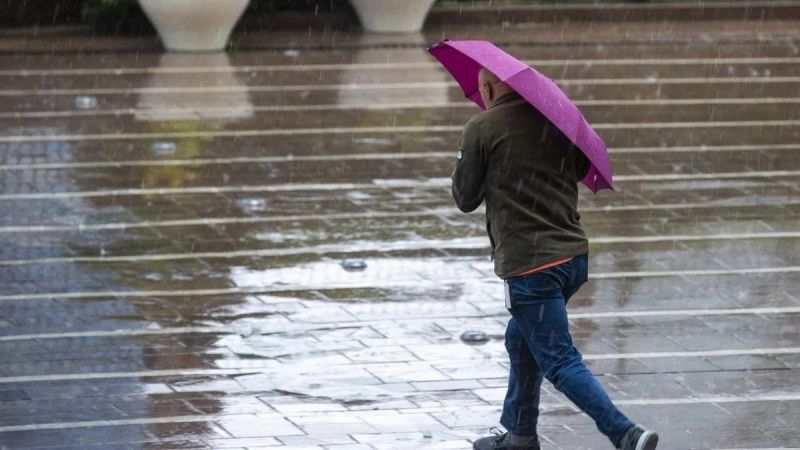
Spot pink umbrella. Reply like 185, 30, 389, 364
428, 39, 613, 192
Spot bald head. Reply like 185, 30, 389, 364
478, 67, 502, 85
478, 67, 514, 108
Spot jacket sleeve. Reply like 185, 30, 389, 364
574, 147, 591, 182
451, 119, 487, 213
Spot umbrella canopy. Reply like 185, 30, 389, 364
428, 39, 613, 192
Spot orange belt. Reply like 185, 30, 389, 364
514, 256, 573, 277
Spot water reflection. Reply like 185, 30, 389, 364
135, 52, 254, 122
336, 32, 450, 108
133, 52, 254, 189
64, 52, 261, 444
229, 257, 484, 291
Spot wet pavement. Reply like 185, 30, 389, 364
1, 6, 800, 450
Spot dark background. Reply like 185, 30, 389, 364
1, 0, 353, 30
0, 0, 752, 30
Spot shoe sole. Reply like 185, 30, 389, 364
636, 431, 659, 450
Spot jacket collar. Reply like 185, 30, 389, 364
488, 92, 523, 110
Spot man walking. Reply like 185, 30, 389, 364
453, 68, 659, 450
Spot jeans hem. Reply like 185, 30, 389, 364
499, 418, 537, 438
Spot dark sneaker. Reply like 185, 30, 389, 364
473, 428, 540, 450
618, 424, 659, 450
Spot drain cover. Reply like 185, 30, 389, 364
460, 330, 490, 344
74, 95, 98, 109
341, 258, 367, 271
151, 141, 177, 156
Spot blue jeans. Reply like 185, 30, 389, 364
500, 254, 633, 446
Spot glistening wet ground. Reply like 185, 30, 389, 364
1, 10, 800, 450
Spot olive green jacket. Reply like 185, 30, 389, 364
452, 93, 590, 278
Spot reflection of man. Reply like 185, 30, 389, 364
455, 68, 659, 450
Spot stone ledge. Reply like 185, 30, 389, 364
428, 1, 800, 24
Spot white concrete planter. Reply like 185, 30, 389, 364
349, 0, 436, 33
138, 0, 250, 52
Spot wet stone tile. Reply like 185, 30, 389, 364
345, 347, 420, 364
169, 378, 245, 394
583, 358, 652, 376
292, 413, 378, 435
411, 380, 484, 392
0, 426, 152, 449
432, 361, 508, 381
365, 362, 449, 384
217, 414, 304, 438
323, 445, 375, 450
0, 388, 30, 402
269, 401, 348, 414
350, 429, 472, 450
139, 441, 211, 449
146, 421, 232, 441
203, 436, 280, 448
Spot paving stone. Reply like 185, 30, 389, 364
0, 388, 30, 402
411, 380, 485, 392
433, 361, 508, 381
324, 445, 375, 450
345, 346, 420, 364
291, 413, 379, 435
278, 434, 357, 446
365, 362, 449, 384
269, 402, 348, 414
217, 415, 304, 438
203, 436, 281, 448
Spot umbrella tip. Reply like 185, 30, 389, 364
428, 39, 450, 50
